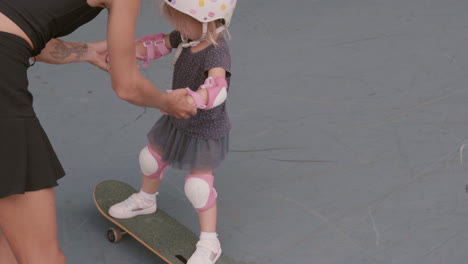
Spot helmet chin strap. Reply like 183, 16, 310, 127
172, 23, 207, 64
172, 23, 226, 64
215, 25, 226, 34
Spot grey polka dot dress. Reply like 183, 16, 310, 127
147, 31, 231, 171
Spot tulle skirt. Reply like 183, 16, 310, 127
147, 115, 229, 171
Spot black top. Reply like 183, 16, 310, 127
0, 0, 103, 56
167, 31, 232, 140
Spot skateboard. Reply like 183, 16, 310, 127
93, 180, 236, 264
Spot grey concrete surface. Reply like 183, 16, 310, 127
27, 0, 468, 263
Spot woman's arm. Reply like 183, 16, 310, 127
34, 39, 108, 70
106, 0, 195, 119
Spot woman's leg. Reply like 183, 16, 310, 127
0, 230, 17, 264
0, 188, 66, 264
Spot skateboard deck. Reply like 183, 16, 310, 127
93, 180, 236, 264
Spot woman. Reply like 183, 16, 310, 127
0, 0, 196, 263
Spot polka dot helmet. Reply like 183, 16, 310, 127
164, 0, 237, 27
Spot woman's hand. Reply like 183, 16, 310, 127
162, 89, 197, 119
85, 40, 109, 72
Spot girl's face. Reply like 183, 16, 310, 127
172, 18, 203, 40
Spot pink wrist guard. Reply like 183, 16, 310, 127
185, 88, 207, 109
135, 33, 171, 68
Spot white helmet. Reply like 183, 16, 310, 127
163, 0, 237, 27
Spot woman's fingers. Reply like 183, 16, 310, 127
86, 41, 111, 72
166, 89, 197, 119
92, 40, 108, 53
95, 53, 109, 71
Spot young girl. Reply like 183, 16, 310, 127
109, 0, 236, 263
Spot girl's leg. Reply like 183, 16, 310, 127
141, 174, 162, 194
191, 169, 217, 233
0, 188, 66, 264
186, 170, 221, 264
109, 144, 167, 219
0, 230, 18, 264
141, 143, 166, 194
198, 203, 218, 232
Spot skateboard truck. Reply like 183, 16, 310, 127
107, 227, 127, 243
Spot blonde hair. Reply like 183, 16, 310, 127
159, 1, 230, 46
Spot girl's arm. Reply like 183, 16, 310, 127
207, 67, 227, 79
135, 34, 172, 58
107, 0, 195, 118
34, 39, 108, 71
187, 67, 227, 106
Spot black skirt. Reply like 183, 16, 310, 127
0, 32, 64, 198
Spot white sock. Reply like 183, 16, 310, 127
139, 190, 157, 203
200, 232, 218, 241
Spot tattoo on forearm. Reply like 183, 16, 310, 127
49, 39, 88, 61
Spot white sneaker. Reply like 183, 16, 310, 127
108, 193, 156, 219
187, 239, 222, 264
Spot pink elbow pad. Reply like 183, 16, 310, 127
185, 77, 228, 110
202, 77, 228, 110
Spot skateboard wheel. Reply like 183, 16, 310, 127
107, 227, 123, 243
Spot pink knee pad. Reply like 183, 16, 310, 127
184, 174, 218, 212
138, 144, 169, 179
